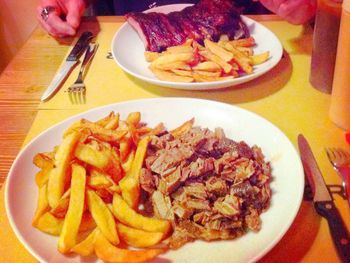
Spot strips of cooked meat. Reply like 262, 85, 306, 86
140, 122, 272, 249
126, 0, 250, 52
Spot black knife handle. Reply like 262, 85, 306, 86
315, 201, 350, 263
66, 31, 93, 61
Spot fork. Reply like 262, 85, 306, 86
67, 43, 98, 104
325, 147, 350, 206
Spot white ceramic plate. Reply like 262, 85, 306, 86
112, 4, 283, 90
5, 98, 303, 263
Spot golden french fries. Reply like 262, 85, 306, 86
94, 111, 116, 127
117, 223, 164, 248
79, 212, 97, 232
32, 112, 171, 262
146, 36, 270, 82
144, 51, 162, 62
112, 194, 171, 234
119, 136, 151, 209
47, 131, 80, 208
71, 228, 97, 256
34, 212, 95, 236
35, 169, 51, 188
104, 112, 120, 130
32, 184, 49, 226
192, 61, 221, 72
126, 112, 141, 126
58, 164, 86, 253
80, 119, 127, 143
151, 52, 194, 69
50, 189, 70, 218
75, 143, 111, 169
35, 212, 64, 236
204, 39, 233, 62
150, 67, 194, 83
251, 51, 270, 65
88, 169, 114, 189
170, 118, 195, 138
121, 149, 135, 173
94, 229, 165, 263
87, 190, 120, 245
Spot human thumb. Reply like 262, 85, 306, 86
66, 1, 85, 29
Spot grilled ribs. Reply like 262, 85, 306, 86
126, 0, 249, 52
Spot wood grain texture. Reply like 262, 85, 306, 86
0, 15, 279, 187
0, 25, 69, 186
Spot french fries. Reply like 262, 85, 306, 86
146, 36, 270, 82
35, 212, 64, 236
87, 190, 119, 245
119, 136, 151, 209
111, 194, 171, 235
32, 184, 49, 226
170, 118, 195, 138
47, 131, 80, 208
71, 228, 97, 256
50, 189, 70, 218
94, 229, 165, 263
117, 223, 164, 248
32, 111, 171, 262
58, 164, 86, 253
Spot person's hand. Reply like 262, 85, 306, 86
258, 0, 317, 24
37, 0, 86, 37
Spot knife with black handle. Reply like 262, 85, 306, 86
298, 134, 350, 263
41, 31, 93, 101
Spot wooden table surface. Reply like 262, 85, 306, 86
0, 17, 127, 187
1, 15, 350, 263
0, 15, 274, 188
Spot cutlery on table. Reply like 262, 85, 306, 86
41, 31, 93, 101
298, 134, 350, 263
325, 147, 350, 206
67, 43, 99, 104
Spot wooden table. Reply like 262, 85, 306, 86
0, 16, 349, 263
0, 17, 125, 187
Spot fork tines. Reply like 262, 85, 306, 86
67, 84, 86, 104
66, 43, 98, 104
325, 147, 350, 167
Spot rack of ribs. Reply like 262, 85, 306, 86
126, 0, 250, 52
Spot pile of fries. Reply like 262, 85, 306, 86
32, 112, 171, 262
145, 36, 270, 83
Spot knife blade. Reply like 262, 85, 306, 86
41, 31, 93, 101
298, 134, 350, 263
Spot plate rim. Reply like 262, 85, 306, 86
111, 4, 283, 90
5, 97, 304, 263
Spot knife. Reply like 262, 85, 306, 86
41, 31, 93, 101
298, 134, 350, 262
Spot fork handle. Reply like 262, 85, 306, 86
79, 43, 98, 76
339, 166, 350, 205
315, 201, 350, 263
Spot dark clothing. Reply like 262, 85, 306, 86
93, 0, 270, 16
114, 0, 198, 15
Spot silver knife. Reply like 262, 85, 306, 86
41, 31, 93, 101
298, 134, 350, 263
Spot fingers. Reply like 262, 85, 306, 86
37, 5, 76, 37
259, 0, 316, 24
65, 0, 86, 29
259, 0, 284, 13
278, 0, 317, 24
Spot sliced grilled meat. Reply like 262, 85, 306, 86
126, 0, 249, 52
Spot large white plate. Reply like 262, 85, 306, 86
5, 98, 303, 263
112, 4, 283, 90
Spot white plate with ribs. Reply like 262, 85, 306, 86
5, 98, 304, 263
112, 4, 283, 90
